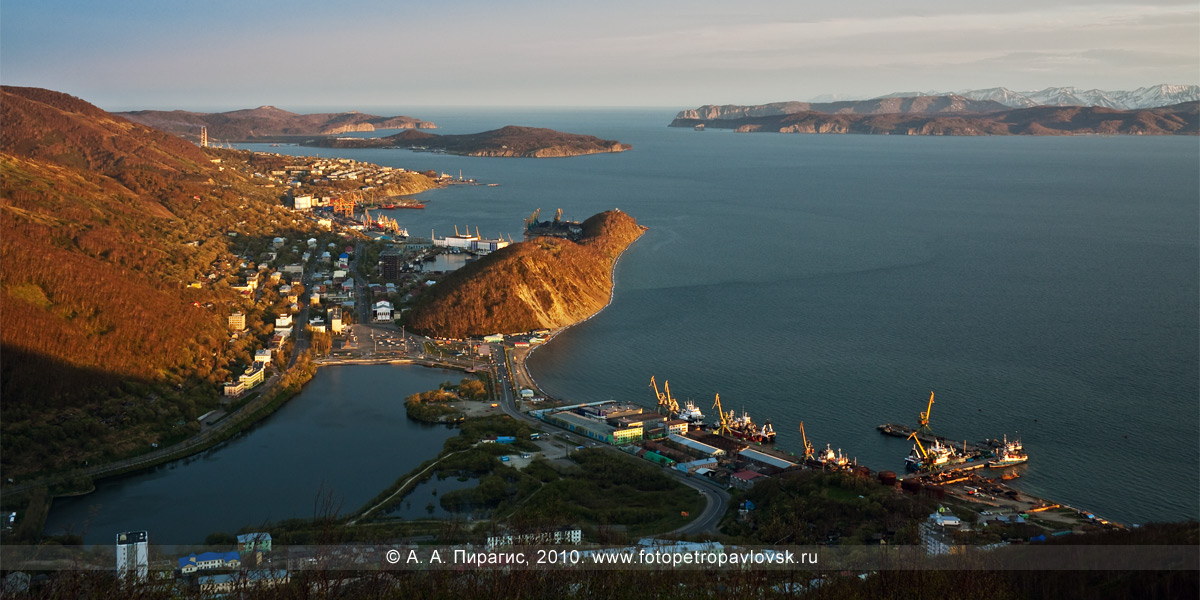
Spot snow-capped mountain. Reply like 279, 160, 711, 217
858, 84, 1198, 110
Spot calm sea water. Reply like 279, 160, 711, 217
45, 366, 461, 544
52, 109, 1195, 541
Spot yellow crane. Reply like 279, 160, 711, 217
799, 421, 815, 461
712, 393, 732, 435
650, 376, 680, 414
662, 380, 679, 414
918, 391, 935, 433
907, 431, 929, 461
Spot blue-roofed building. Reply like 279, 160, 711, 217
178, 551, 240, 574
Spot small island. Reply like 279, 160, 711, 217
304, 125, 632, 157
403, 210, 645, 338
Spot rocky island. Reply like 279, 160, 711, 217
670, 96, 1200, 135
305, 125, 632, 157
403, 210, 645, 338
116, 106, 436, 142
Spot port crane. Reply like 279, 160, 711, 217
907, 430, 929, 461
649, 376, 679, 415
524, 208, 541, 231
798, 421, 815, 461
712, 393, 733, 435
917, 391, 935, 434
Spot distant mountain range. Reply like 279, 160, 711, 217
874, 84, 1199, 111
687, 85, 1199, 122
116, 106, 436, 142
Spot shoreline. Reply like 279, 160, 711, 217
519, 228, 647, 400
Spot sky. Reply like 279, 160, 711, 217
1, 0, 1197, 111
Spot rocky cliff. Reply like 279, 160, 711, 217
403, 211, 645, 338
672, 102, 1199, 136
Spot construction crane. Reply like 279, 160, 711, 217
712, 393, 732, 435
799, 421, 815, 461
918, 391, 935, 434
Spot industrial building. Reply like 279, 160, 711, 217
668, 434, 726, 458
738, 448, 797, 473
534, 401, 648, 445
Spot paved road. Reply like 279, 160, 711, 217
491, 346, 729, 537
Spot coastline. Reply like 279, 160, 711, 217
519, 227, 647, 400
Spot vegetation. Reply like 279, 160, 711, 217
307, 125, 632, 157
404, 210, 646, 337
402, 378, 486, 423
670, 101, 1200, 135
0, 86, 327, 478
116, 105, 435, 141
721, 470, 933, 545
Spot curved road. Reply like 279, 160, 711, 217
491, 348, 729, 537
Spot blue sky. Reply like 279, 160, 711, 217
2, 0, 1196, 110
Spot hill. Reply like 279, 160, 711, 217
403, 211, 645, 338
116, 106, 436, 143
676, 95, 1010, 120
670, 101, 1200, 135
306, 125, 632, 157
0, 86, 322, 477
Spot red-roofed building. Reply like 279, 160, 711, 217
731, 470, 766, 490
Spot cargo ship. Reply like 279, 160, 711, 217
987, 436, 1028, 468
817, 444, 850, 469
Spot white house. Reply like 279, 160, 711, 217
373, 300, 394, 322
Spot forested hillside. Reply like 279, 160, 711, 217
0, 86, 320, 477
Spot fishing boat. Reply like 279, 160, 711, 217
674, 400, 705, 423
987, 436, 1028, 468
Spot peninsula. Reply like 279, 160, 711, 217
403, 210, 645, 338
116, 106, 436, 143
304, 125, 632, 157
670, 96, 1200, 135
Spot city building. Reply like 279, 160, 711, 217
379, 247, 404, 279
239, 365, 265, 389
228, 312, 246, 331
373, 300, 394, 322
254, 349, 272, 365
178, 551, 240, 575
329, 306, 343, 334
116, 531, 148, 581
738, 448, 797, 472
238, 533, 273, 553
199, 570, 289, 595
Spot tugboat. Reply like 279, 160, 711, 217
987, 436, 1028, 468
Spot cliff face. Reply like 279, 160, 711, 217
404, 211, 645, 338
672, 102, 1199, 136
676, 96, 1009, 120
